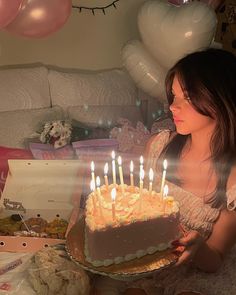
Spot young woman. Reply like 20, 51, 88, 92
95, 48, 236, 295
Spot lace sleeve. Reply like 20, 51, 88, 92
144, 130, 170, 173
226, 184, 236, 211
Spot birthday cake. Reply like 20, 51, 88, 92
84, 184, 180, 267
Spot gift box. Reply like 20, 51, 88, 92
72, 139, 119, 159
28, 142, 75, 160
0, 159, 82, 252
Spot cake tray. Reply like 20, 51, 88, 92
66, 217, 180, 280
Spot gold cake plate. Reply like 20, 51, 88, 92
66, 217, 180, 280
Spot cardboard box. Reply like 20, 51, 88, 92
0, 160, 82, 252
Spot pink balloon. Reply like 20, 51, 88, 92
5, 0, 72, 38
0, 0, 22, 28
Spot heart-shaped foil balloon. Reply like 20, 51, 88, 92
122, 0, 218, 102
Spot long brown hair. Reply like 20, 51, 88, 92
160, 48, 236, 208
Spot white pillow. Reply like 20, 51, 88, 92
0, 106, 64, 148
67, 105, 143, 128
0, 66, 51, 112
48, 69, 138, 110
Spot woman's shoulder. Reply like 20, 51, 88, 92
226, 164, 236, 211
144, 130, 174, 158
146, 130, 175, 149
144, 130, 175, 172
227, 165, 236, 191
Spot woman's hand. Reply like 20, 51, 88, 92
172, 230, 205, 266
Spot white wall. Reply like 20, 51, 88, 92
0, 0, 147, 70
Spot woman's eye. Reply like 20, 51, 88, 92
172, 94, 191, 104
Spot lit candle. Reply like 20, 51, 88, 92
111, 187, 116, 221
90, 161, 95, 185
163, 184, 169, 214
149, 168, 154, 195
117, 156, 125, 195
160, 159, 168, 197
139, 168, 145, 211
139, 156, 144, 180
139, 168, 144, 196
111, 151, 116, 185
90, 180, 97, 212
96, 176, 102, 199
130, 160, 134, 187
104, 162, 109, 189
96, 176, 103, 217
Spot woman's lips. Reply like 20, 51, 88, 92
173, 117, 184, 123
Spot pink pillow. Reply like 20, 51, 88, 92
0, 146, 33, 192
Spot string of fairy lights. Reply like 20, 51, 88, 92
72, 0, 120, 15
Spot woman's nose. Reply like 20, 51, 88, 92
169, 101, 180, 113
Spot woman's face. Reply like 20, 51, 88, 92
169, 75, 216, 136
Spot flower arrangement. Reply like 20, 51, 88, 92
39, 120, 72, 149
35, 119, 115, 149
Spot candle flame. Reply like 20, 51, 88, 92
149, 168, 154, 182
140, 168, 145, 181
104, 162, 108, 174
163, 159, 168, 170
90, 180, 95, 192
96, 176, 101, 187
163, 184, 168, 198
111, 150, 115, 160
140, 155, 144, 165
130, 160, 134, 173
91, 161, 95, 171
117, 156, 122, 166
111, 187, 116, 202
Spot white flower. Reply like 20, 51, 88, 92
44, 122, 52, 130
40, 133, 46, 143
39, 120, 72, 148
54, 138, 67, 149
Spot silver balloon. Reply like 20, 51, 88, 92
122, 40, 167, 102
122, 0, 218, 101
138, 0, 217, 69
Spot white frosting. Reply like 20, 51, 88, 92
86, 184, 179, 231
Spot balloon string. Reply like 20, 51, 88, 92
72, 0, 119, 15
